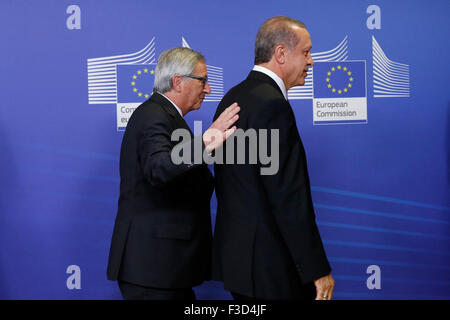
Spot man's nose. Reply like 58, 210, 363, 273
309, 56, 314, 67
204, 82, 211, 94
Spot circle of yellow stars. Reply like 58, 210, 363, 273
131, 68, 155, 99
325, 65, 353, 94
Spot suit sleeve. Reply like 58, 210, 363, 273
254, 99, 331, 284
137, 114, 207, 187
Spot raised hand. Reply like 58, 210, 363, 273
203, 102, 240, 152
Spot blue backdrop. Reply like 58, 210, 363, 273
0, 0, 448, 300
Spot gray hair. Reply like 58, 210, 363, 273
153, 47, 205, 93
254, 16, 306, 65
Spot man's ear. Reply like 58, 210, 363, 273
172, 74, 183, 92
273, 45, 287, 65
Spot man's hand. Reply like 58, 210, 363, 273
314, 273, 335, 300
203, 102, 240, 152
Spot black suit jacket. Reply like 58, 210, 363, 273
107, 92, 214, 289
212, 71, 331, 299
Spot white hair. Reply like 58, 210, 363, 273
153, 47, 205, 93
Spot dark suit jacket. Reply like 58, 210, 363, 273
107, 92, 214, 289
212, 71, 331, 299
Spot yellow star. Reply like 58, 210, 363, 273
326, 78, 330, 82
145, 94, 149, 98
133, 75, 137, 79
150, 70, 155, 75
138, 92, 142, 97
344, 88, 348, 92
327, 72, 331, 76
332, 88, 336, 92
331, 67, 335, 71
348, 71, 351, 76
137, 70, 142, 75
350, 77, 353, 82
343, 67, 347, 71
144, 69, 148, 73
337, 65, 341, 70
131, 81, 135, 86
133, 88, 137, 92
338, 90, 342, 94
327, 84, 332, 88
348, 83, 352, 88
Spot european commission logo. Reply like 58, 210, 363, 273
313, 61, 367, 125
372, 36, 410, 98
87, 37, 224, 131
287, 35, 410, 125
116, 64, 156, 130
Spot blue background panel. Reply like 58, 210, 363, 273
0, 0, 448, 299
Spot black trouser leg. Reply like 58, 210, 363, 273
118, 281, 196, 300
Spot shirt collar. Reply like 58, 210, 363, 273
252, 65, 287, 100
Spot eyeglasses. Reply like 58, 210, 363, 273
182, 74, 208, 87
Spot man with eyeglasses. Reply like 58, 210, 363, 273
107, 47, 240, 300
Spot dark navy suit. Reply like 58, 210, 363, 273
107, 92, 214, 293
212, 71, 331, 299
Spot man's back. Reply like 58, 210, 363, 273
212, 71, 331, 299
107, 94, 214, 289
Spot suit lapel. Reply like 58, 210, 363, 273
247, 71, 285, 98
248, 70, 296, 113
150, 92, 193, 135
